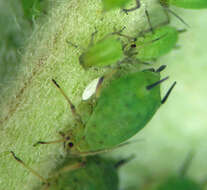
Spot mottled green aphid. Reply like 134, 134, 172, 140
160, 0, 207, 9
10, 152, 119, 190
124, 26, 179, 62
79, 36, 124, 68
35, 66, 176, 155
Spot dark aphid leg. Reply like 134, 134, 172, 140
161, 81, 176, 104
10, 151, 49, 185
52, 79, 83, 124
179, 150, 195, 177
114, 155, 135, 169
156, 65, 167, 73
146, 76, 169, 90
145, 9, 154, 34
123, 0, 141, 14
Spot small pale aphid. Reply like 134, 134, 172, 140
34, 66, 176, 156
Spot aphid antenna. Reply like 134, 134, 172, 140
146, 76, 169, 90
132, 33, 168, 49
161, 81, 176, 104
165, 7, 190, 28
114, 154, 135, 169
122, 0, 141, 14
156, 65, 167, 73
10, 151, 49, 185
52, 162, 85, 178
179, 150, 195, 177
33, 139, 66, 147
51, 79, 83, 124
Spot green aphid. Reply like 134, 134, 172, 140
156, 177, 202, 190
125, 26, 179, 62
156, 152, 202, 190
132, 152, 202, 190
160, 0, 207, 9
9, 152, 120, 190
102, 0, 133, 10
34, 66, 176, 156
102, 0, 141, 12
79, 36, 124, 68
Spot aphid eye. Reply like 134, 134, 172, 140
68, 142, 74, 148
130, 44, 136, 48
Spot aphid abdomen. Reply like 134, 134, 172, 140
84, 71, 161, 151
135, 26, 178, 61
169, 0, 207, 9
80, 37, 123, 68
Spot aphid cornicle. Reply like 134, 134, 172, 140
34, 66, 176, 155
9, 152, 120, 190
124, 25, 179, 62
160, 0, 207, 9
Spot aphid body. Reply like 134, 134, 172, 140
79, 36, 124, 68
35, 67, 175, 155
125, 26, 178, 62
46, 156, 119, 190
160, 0, 207, 9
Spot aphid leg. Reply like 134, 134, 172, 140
161, 81, 176, 104
145, 9, 154, 34
114, 155, 135, 169
10, 151, 49, 186
146, 76, 169, 90
177, 29, 187, 34
156, 65, 167, 73
89, 28, 98, 46
52, 79, 83, 125
95, 70, 117, 98
123, 0, 141, 14
52, 162, 85, 178
179, 150, 195, 177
